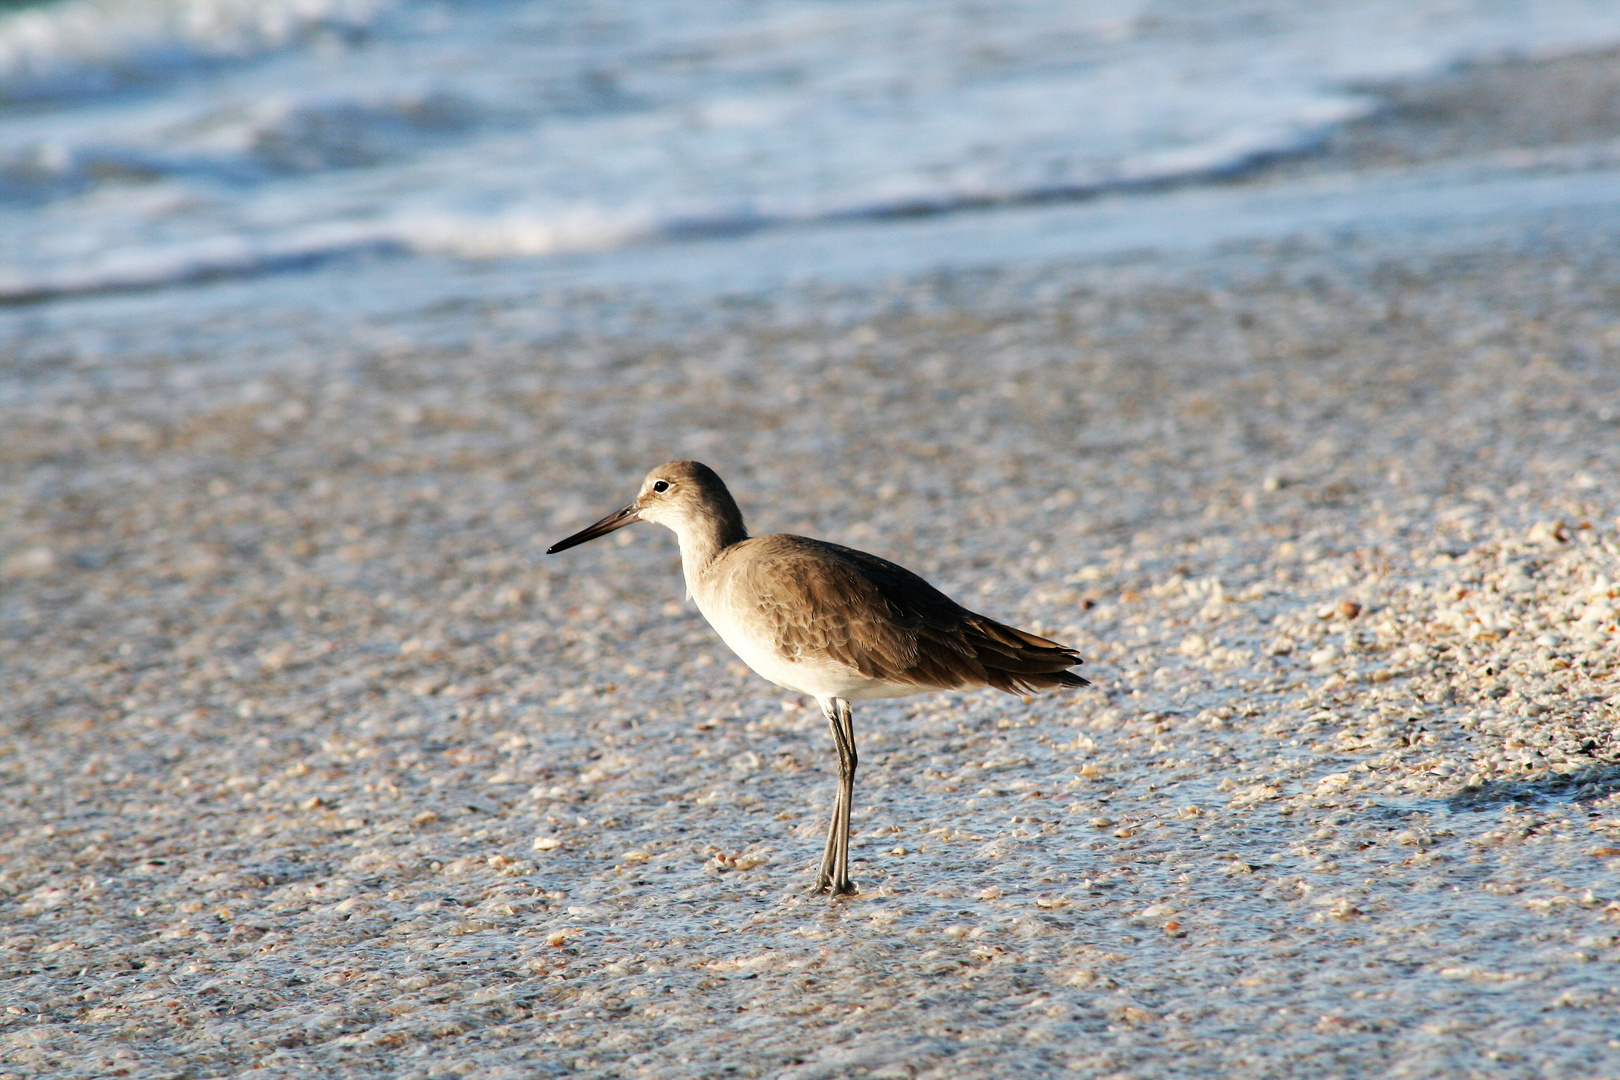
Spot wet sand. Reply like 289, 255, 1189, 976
4, 54, 1620, 1080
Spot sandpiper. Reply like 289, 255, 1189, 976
548, 461, 1087, 894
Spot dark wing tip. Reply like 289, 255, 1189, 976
951, 614, 1091, 695
985, 667, 1090, 695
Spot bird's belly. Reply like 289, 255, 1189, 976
700, 607, 917, 703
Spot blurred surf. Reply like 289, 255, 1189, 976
4, 0, 1620, 302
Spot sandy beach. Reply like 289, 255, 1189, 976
4, 45, 1620, 1080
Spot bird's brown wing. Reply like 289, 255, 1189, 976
718, 535, 1087, 694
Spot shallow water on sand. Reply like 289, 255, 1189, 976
4, 0, 1620, 300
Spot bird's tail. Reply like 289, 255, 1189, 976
963, 616, 1089, 695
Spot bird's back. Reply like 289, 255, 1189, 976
693, 533, 1086, 700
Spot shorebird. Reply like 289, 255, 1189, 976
547, 461, 1087, 894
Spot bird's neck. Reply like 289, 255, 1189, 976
674, 506, 747, 599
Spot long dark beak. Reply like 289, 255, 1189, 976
546, 504, 640, 554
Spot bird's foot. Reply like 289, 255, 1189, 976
807, 876, 858, 897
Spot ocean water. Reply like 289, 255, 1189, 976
4, 0, 1620, 304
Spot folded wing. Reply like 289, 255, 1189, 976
721, 536, 1088, 695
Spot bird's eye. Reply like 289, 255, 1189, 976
652, 480, 669, 493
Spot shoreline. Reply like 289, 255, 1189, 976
4, 43, 1620, 311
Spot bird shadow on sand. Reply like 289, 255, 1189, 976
1444, 764, 1620, 811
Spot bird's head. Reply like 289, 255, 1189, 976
546, 460, 744, 553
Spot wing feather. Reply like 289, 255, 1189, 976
714, 535, 1087, 694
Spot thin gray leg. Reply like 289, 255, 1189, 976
832, 699, 858, 895
813, 698, 842, 893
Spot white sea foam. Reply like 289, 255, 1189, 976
0, 0, 389, 98
3, 0, 1620, 302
